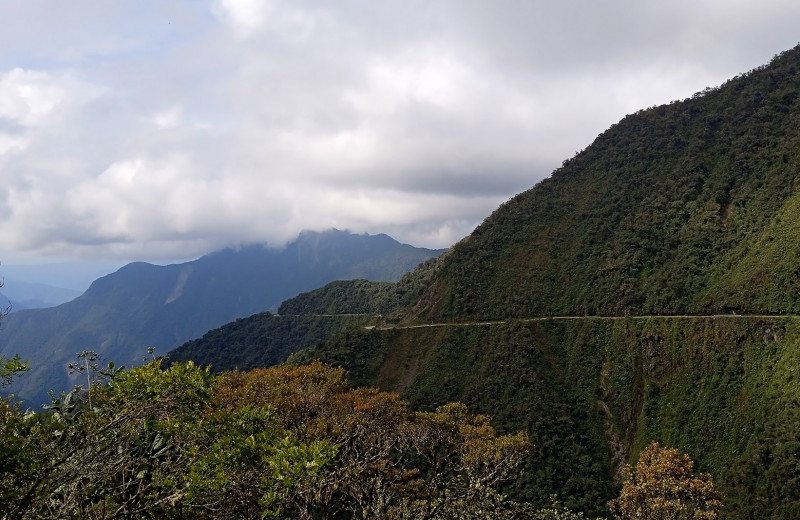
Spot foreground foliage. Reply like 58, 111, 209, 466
214, 362, 533, 519
0, 359, 534, 519
609, 442, 724, 520
1, 360, 331, 519
0, 355, 728, 519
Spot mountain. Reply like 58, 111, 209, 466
168, 313, 374, 373
167, 47, 800, 518
0, 280, 82, 312
0, 229, 444, 405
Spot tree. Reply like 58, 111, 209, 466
0, 268, 28, 391
608, 441, 724, 520
0, 355, 28, 389
0, 359, 331, 520
0, 351, 31, 517
214, 362, 532, 519
1, 360, 532, 519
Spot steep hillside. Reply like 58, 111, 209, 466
168, 313, 373, 372
282, 48, 800, 518
277, 254, 446, 317
0, 229, 443, 405
406, 46, 800, 321
297, 316, 800, 519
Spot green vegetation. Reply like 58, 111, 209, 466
278, 255, 447, 319
2, 356, 726, 519
169, 312, 374, 373
278, 279, 398, 315
1, 358, 329, 519
0, 359, 539, 519
0, 354, 28, 388
296, 316, 800, 519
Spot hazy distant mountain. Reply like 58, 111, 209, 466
0, 280, 82, 312
0, 261, 126, 293
0, 229, 444, 405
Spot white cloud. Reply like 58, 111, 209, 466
213, 0, 321, 42
0, 69, 70, 126
1, 0, 800, 265
214, 0, 266, 36
151, 106, 183, 129
356, 48, 474, 112
0, 133, 27, 155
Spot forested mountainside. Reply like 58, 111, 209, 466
405, 45, 800, 321
296, 317, 800, 519
168, 313, 374, 372
169, 256, 447, 372
168, 46, 800, 518
276, 255, 446, 317
0, 230, 443, 405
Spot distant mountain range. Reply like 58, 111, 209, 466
0, 229, 444, 405
0, 280, 82, 312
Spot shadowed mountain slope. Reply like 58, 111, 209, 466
168, 255, 446, 372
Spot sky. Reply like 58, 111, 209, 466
1, 1, 799, 279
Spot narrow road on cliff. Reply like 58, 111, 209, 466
362, 313, 796, 331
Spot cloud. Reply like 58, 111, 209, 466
214, 0, 266, 36
0, 0, 799, 264
0, 69, 64, 127
213, 0, 322, 42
